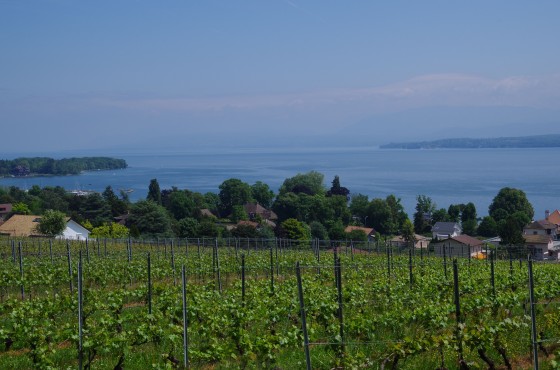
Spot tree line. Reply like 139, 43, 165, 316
0, 171, 535, 244
0, 157, 127, 177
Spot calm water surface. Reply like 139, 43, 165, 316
1, 147, 558, 217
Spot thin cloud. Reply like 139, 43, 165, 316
94, 73, 560, 113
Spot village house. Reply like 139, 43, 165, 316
389, 234, 431, 249
524, 219, 558, 240
524, 234, 559, 261
432, 222, 462, 240
344, 226, 376, 241
0, 214, 90, 240
432, 234, 485, 258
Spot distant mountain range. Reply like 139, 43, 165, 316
380, 134, 560, 149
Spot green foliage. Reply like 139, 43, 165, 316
12, 202, 31, 215
367, 198, 394, 235
413, 195, 436, 234
462, 218, 478, 236
90, 222, 130, 238
278, 171, 325, 196
401, 218, 415, 242
346, 229, 367, 242
280, 218, 310, 241
232, 224, 259, 238
309, 221, 329, 240
165, 190, 196, 220
230, 205, 249, 223
477, 216, 498, 237
218, 178, 253, 217
327, 175, 350, 199
251, 181, 275, 209
349, 193, 369, 222
431, 208, 450, 223
327, 219, 346, 241
128, 200, 172, 237
489, 187, 534, 222
497, 215, 526, 245
198, 218, 221, 237
0, 157, 126, 176
79, 193, 112, 227
176, 217, 199, 237
147, 178, 162, 205
461, 202, 477, 223
36, 209, 67, 236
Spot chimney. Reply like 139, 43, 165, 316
545, 210, 550, 220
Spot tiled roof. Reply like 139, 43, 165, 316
344, 226, 375, 235
438, 234, 484, 247
526, 220, 557, 230
432, 222, 461, 233
0, 215, 46, 237
243, 203, 278, 220
524, 234, 552, 244
547, 210, 560, 225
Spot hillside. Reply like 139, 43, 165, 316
0, 157, 127, 177
380, 134, 560, 149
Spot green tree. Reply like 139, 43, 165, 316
90, 223, 129, 239
102, 186, 129, 216
447, 204, 462, 223
309, 221, 329, 240
251, 181, 275, 208
12, 202, 31, 215
36, 209, 67, 237
281, 218, 311, 241
327, 175, 350, 199
462, 219, 478, 236
385, 195, 408, 232
79, 193, 112, 227
489, 187, 534, 223
498, 215, 525, 245
346, 229, 367, 242
129, 200, 172, 237
198, 218, 220, 237
327, 220, 346, 241
461, 202, 477, 223
431, 208, 450, 223
218, 178, 253, 217
230, 205, 249, 223
413, 195, 436, 234
279, 171, 325, 196
349, 194, 369, 224
477, 216, 498, 237
232, 224, 259, 238
166, 190, 196, 221
367, 198, 395, 235
176, 217, 200, 238
147, 178, 162, 205
401, 218, 415, 243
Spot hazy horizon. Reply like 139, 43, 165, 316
2, 1, 560, 153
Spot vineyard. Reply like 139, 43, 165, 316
1, 237, 560, 369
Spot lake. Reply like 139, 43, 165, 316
1, 147, 558, 218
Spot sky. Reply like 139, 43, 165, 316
1, 0, 560, 153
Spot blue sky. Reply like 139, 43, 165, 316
2, 1, 560, 153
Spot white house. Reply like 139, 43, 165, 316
58, 219, 91, 240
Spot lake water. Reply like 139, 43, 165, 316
1, 147, 558, 218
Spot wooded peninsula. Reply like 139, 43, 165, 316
380, 134, 560, 149
0, 157, 127, 177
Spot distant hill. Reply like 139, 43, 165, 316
380, 134, 560, 149
0, 157, 127, 177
